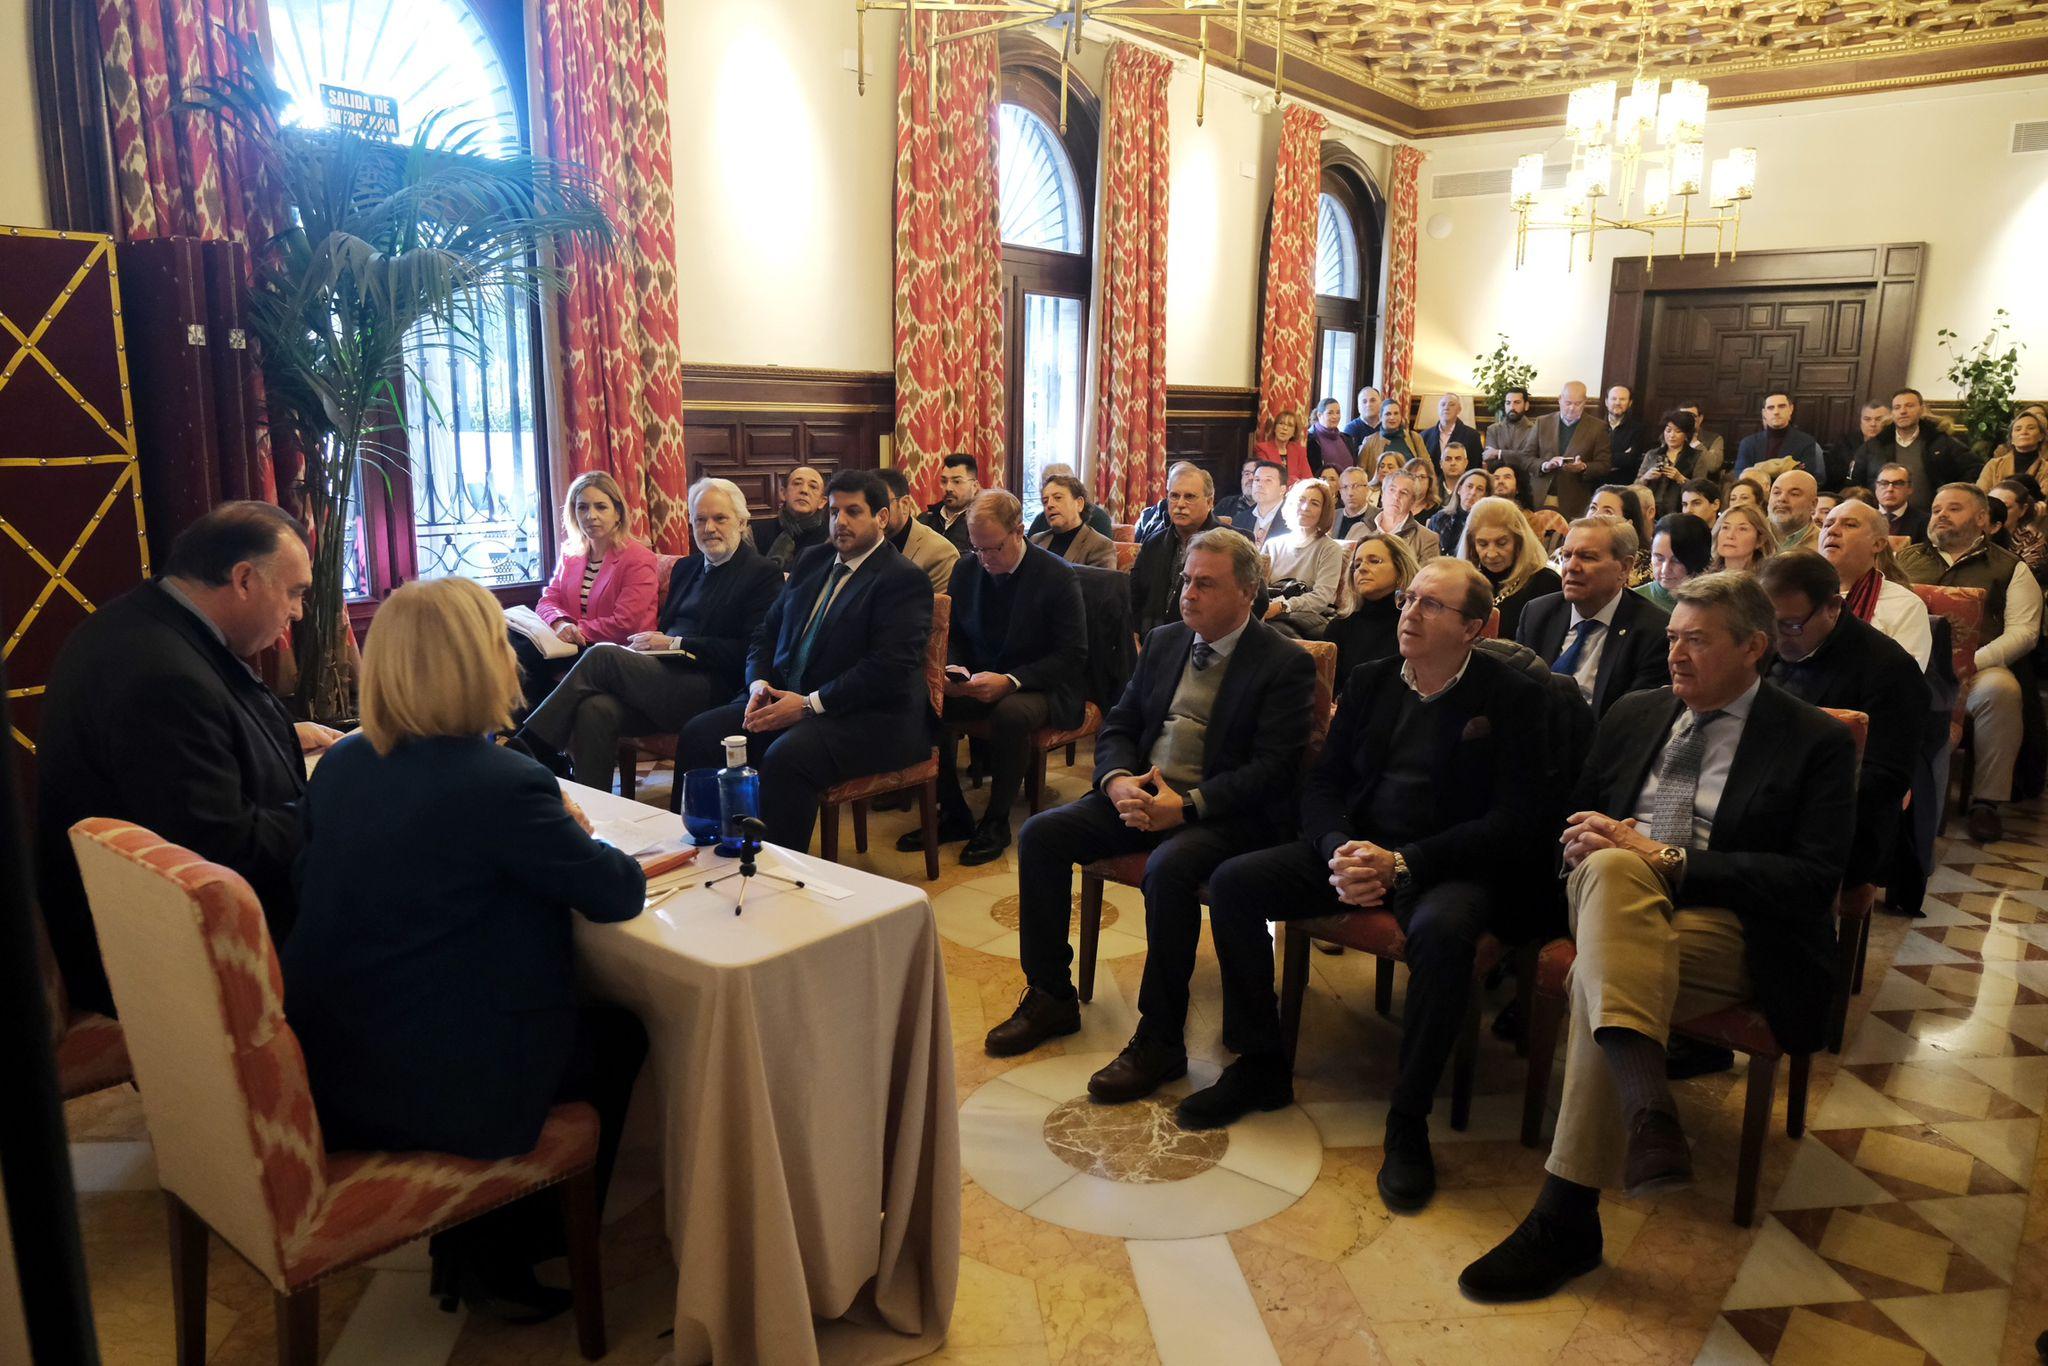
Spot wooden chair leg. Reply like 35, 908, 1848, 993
1787, 1052, 1810, 1140
166, 1194, 209, 1366
1279, 924, 1311, 1068
1521, 986, 1566, 1150
1735, 1053, 1777, 1227
1064, 741, 1077, 766
1374, 956, 1395, 1018
1512, 941, 1538, 1059
275, 1285, 319, 1366
851, 798, 869, 854
1025, 748, 1045, 816
1450, 991, 1479, 1132
918, 778, 940, 881
564, 1168, 608, 1360
1077, 874, 1104, 1003
1852, 913, 1871, 995
618, 748, 637, 801
819, 802, 841, 864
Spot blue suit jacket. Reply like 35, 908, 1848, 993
283, 734, 644, 1158
751, 538, 935, 718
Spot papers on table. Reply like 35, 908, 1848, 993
592, 817, 671, 856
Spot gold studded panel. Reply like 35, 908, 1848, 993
0, 228, 149, 759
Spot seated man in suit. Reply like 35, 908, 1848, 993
1767, 468, 1821, 552
1817, 499, 1933, 669
986, 529, 1316, 1104
1187, 559, 1549, 1212
1029, 474, 1118, 568
1025, 462, 1115, 540
37, 501, 338, 1014
1516, 382, 1612, 518
1873, 463, 1931, 544
908, 490, 1087, 865
678, 470, 935, 851
753, 464, 828, 570
517, 478, 783, 788
1731, 392, 1824, 480
1423, 394, 1483, 471
1516, 517, 1672, 718
1229, 460, 1288, 546
1130, 462, 1222, 635
920, 453, 982, 552
1461, 573, 1856, 1303
877, 465, 961, 593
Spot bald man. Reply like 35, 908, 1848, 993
1520, 382, 1613, 518
755, 464, 829, 569
1768, 469, 1820, 552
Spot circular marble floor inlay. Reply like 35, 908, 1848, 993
988, 892, 1120, 934
1040, 1096, 1227, 1183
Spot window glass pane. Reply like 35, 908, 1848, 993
1317, 193, 1360, 300
1319, 329, 1358, 421
999, 105, 1084, 253
1020, 294, 1082, 514
269, 0, 519, 154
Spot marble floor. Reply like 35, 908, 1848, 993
59, 757, 2048, 1364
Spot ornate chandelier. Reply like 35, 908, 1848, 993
853, 0, 1302, 130
1509, 10, 1758, 271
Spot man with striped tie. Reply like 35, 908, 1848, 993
1461, 572, 1855, 1303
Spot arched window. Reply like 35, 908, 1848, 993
1314, 161, 1383, 424
269, 0, 550, 601
998, 52, 1095, 515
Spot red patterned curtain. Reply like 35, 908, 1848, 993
538, 0, 690, 553
1091, 45, 1171, 523
96, 0, 283, 502
1381, 145, 1424, 417
1256, 104, 1325, 440
893, 10, 1004, 501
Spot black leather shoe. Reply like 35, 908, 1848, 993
1378, 1111, 1437, 1213
897, 809, 974, 852
1622, 1110, 1693, 1198
1177, 1056, 1293, 1128
1087, 1034, 1188, 1103
1664, 1037, 1734, 1080
959, 818, 1012, 867
1459, 1209, 1603, 1303
984, 987, 1081, 1057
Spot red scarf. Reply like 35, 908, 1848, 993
1844, 567, 1883, 623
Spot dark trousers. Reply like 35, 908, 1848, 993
523, 643, 721, 788
1209, 841, 1491, 1119
510, 631, 580, 718
940, 691, 1052, 827
677, 701, 928, 852
1016, 791, 1265, 1048
433, 1003, 647, 1268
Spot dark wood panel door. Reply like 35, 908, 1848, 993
1639, 286, 1878, 450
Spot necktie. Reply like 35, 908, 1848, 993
1552, 618, 1603, 678
1648, 710, 1723, 848
788, 560, 851, 691
1191, 641, 1217, 673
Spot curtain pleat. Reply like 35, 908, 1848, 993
1382, 145, 1424, 418
1255, 103, 1325, 442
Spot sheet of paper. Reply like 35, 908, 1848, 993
593, 818, 669, 856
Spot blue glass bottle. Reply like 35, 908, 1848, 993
715, 735, 760, 856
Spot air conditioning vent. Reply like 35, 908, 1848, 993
1430, 163, 1569, 199
2014, 120, 2048, 154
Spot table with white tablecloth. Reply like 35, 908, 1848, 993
565, 783, 959, 1365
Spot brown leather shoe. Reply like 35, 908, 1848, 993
984, 987, 1081, 1057
1967, 802, 2005, 844
1087, 1034, 1188, 1103
1622, 1110, 1692, 1198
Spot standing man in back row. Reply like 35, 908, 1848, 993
1520, 382, 1612, 518
1849, 389, 1974, 508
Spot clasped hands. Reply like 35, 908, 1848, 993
1326, 839, 1398, 908
743, 683, 808, 733
553, 620, 588, 647
1106, 767, 1187, 833
627, 630, 676, 652
944, 669, 1016, 704
1560, 810, 1670, 872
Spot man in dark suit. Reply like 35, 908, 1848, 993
908, 489, 1087, 865
1130, 461, 1221, 635
1516, 517, 1672, 718
1211, 456, 1261, 531
1421, 394, 1483, 471
1602, 384, 1652, 476
520, 477, 782, 787
986, 529, 1316, 1105
919, 452, 982, 552
678, 469, 935, 851
1516, 381, 1612, 517
1873, 463, 1931, 544
37, 501, 334, 1014
1187, 559, 1550, 1212
752, 464, 828, 570
1462, 572, 1855, 1303
1731, 391, 1824, 480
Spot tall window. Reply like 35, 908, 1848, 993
268, 0, 551, 601
998, 58, 1095, 518
1314, 164, 1381, 422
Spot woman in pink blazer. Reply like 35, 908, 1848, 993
520, 471, 658, 688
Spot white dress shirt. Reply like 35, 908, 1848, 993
756, 535, 885, 714
1631, 679, 1761, 850
1870, 576, 1934, 672
1563, 590, 1624, 705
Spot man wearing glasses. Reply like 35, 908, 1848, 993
1129, 462, 1222, 635
1873, 463, 1930, 544
1184, 559, 1550, 1215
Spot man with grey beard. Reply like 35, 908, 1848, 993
517, 477, 784, 788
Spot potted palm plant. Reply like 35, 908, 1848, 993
183, 41, 613, 720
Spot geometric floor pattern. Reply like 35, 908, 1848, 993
58, 757, 2048, 1364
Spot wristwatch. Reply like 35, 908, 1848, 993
1390, 851, 1413, 892
1650, 844, 1686, 889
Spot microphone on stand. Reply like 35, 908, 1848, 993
705, 815, 804, 914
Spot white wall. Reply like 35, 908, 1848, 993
1409, 76, 2048, 401
0, 0, 49, 228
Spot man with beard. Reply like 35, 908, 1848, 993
921, 453, 983, 552
1482, 386, 1537, 471
1767, 469, 1820, 552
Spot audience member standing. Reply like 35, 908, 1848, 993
1423, 395, 1482, 472
1481, 387, 1538, 471
1341, 385, 1383, 449
1731, 392, 1823, 480
1307, 397, 1357, 472
1603, 385, 1650, 475
1850, 389, 1972, 503
1524, 382, 1612, 518
1516, 517, 1671, 717
1360, 399, 1423, 467
1254, 410, 1312, 482
1829, 401, 1892, 490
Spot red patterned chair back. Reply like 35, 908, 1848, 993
1301, 640, 1339, 755
1907, 582, 1985, 693
923, 594, 952, 716
69, 819, 326, 1286
1820, 707, 1869, 763
655, 552, 681, 604
1114, 542, 1141, 571
1112, 523, 1137, 543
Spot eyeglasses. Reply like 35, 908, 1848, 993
1875, 478, 1910, 489
1776, 598, 1836, 637
1394, 590, 1473, 621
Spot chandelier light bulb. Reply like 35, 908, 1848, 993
1582, 144, 1614, 198
1658, 79, 1708, 145
1728, 146, 1758, 199
1567, 80, 1617, 145
1642, 167, 1671, 215
1671, 140, 1705, 196
1511, 153, 1545, 207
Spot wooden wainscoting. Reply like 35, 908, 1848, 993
1164, 384, 1259, 496
681, 364, 893, 517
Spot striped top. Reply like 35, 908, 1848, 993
579, 557, 603, 612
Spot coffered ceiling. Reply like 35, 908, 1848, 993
1122, 0, 2048, 135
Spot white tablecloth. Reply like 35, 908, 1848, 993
566, 784, 959, 1365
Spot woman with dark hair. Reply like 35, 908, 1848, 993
1636, 513, 1711, 612
1590, 484, 1656, 587
1992, 475, 2048, 584
1429, 468, 1492, 557
1636, 408, 1699, 517
1253, 409, 1312, 482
